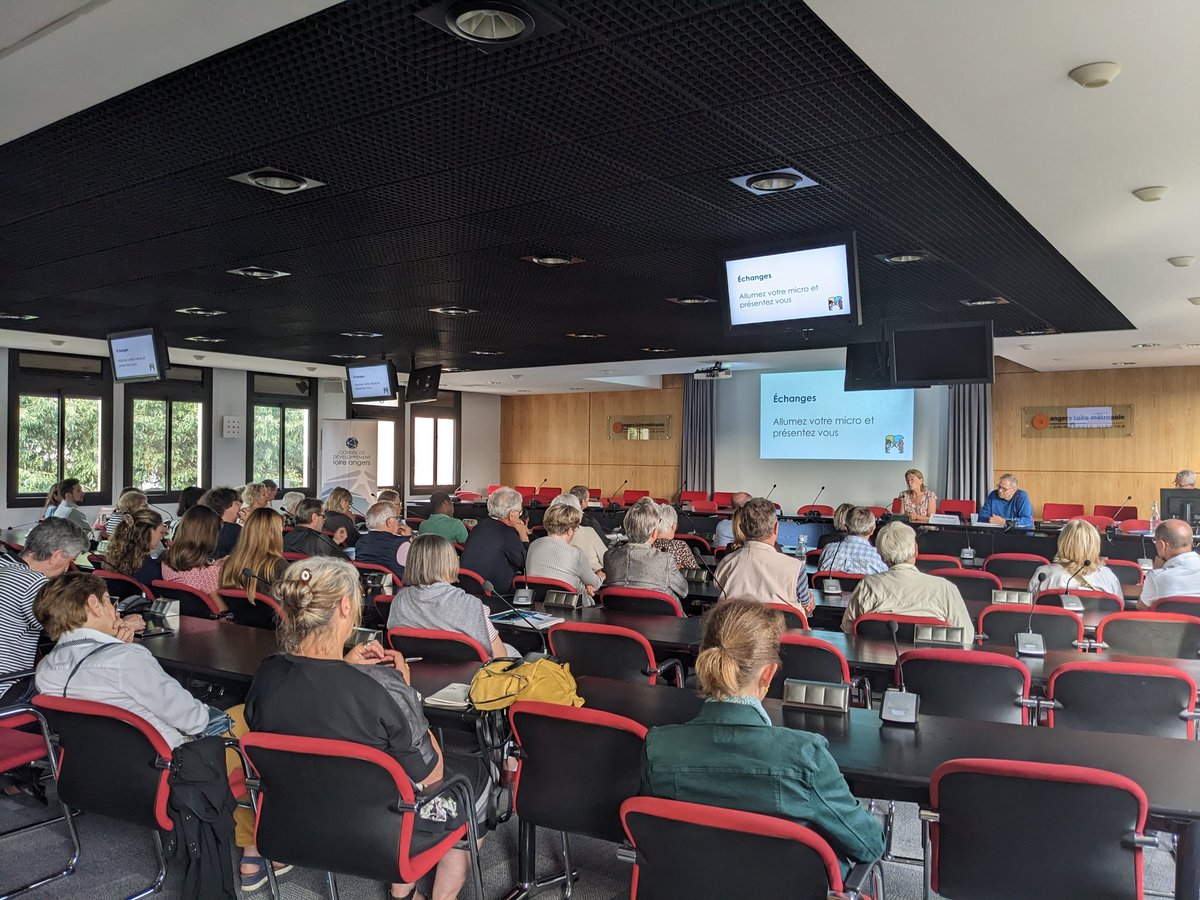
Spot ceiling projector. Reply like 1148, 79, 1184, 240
693, 362, 732, 381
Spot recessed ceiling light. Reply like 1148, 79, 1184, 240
176, 306, 227, 317
428, 306, 479, 316
641, 346, 675, 353
185, 335, 225, 343
878, 251, 931, 264
416, 1, 564, 50
470, 350, 504, 356
1180, 343, 1200, 350
1168, 256, 1196, 268
1188, 297, 1200, 306
1067, 61, 1121, 88
959, 296, 1010, 307
1020, 344, 1035, 351
193, 354, 206, 361
517, 388, 532, 392
1131, 343, 1161, 349
305, 366, 317, 372
0, 312, 38, 321
569, 387, 584, 391
228, 167, 325, 194
521, 254, 584, 267
340, 331, 383, 338
487, 380, 502, 385
49, 340, 65, 346
331, 353, 366, 360
730, 167, 819, 195
1132, 186, 1168, 203
1014, 327, 1057, 336
565, 331, 606, 339
227, 266, 290, 280
667, 295, 717, 305
1112, 361, 1137, 366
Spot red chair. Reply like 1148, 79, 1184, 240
86, 552, 107, 569
353, 561, 401, 620
896, 648, 1033, 725
890, 497, 904, 513
151, 578, 222, 619
1070, 514, 1115, 528
766, 602, 809, 630
982, 552, 1050, 580
929, 568, 1003, 604
588, 487, 602, 500
598, 587, 684, 617
1106, 558, 1144, 586
512, 575, 577, 604
939, 499, 977, 519
711, 492, 734, 508
674, 533, 712, 556
92, 569, 154, 602
622, 489, 650, 506
455, 491, 482, 501
1095, 611, 1200, 658
864, 506, 887, 519
809, 569, 865, 592
679, 491, 708, 504
1047, 661, 1200, 739
621, 797, 881, 900
1034, 587, 1122, 613
915, 554, 963, 573
487, 484, 502, 496
853, 613, 951, 642
515, 485, 536, 502
533, 487, 561, 504
456, 568, 492, 598
924, 759, 1151, 899
796, 504, 834, 516
547, 623, 682, 686
769, 634, 849, 700
404, 517, 425, 530
0, 705, 80, 897
282, 550, 310, 561
385, 627, 489, 663
1151, 595, 1200, 617
240, 732, 484, 898
1041, 502, 1085, 520
977, 604, 1084, 651
1119, 519, 1153, 533
216, 588, 284, 630
689, 500, 718, 514
1095, 504, 1139, 521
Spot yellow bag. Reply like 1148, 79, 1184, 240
468, 657, 584, 711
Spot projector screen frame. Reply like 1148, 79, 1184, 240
722, 230, 863, 336
345, 359, 399, 402
889, 320, 995, 387
107, 327, 169, 384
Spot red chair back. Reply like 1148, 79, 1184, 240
216, 588, 283, 629
512, 575, 577, 603
1071, 514, 1115, 528
1150, 595, 1200, 617
809, 569, 865, 590
454, 491, 482, 501
853, 613, 950, 642
1095, 504, 1138, 521
1034, 587, 1122, 613
915, 554, 963, 573
679, 491, 708, 503
674, 533, 712, 555
456, 567, 493, 600
939, 499, 977, 518
977, 604, 1083, 651
766, 602, 809, 630
982, 552, 1050, 579
515, 486, 536, 501
928, 568, 1003, 604
1047, 661, 1198, 739
93, 569, 154, 601
548, 622, 664, 685
1105, 558, 1144, 586
711, 492, 734, 508
689, 500, 719, 514
1042, 502, 1085, 520
598, 586, 684, 617
487, 484, 502, 496
770, 634, 849, 699
891, 497, 903, 513
796, 504, 834, 516
864, 506, 887, 518
1118, 519, 1152, 533
282, 551, 310, 561
896, 648, 1032, 725
622, 489, 650, 506
1095, 611, 1200, 658
385, 626, 489, 663
150, 578, 221, 618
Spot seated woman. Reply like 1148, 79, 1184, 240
172, 486, 205, 539
32, 572, 281, 889
897, 468, 938, 523
1028, 518, 1123, 597
602, 498, 688, 600
281, 491, 305, 528
817, 502, 855, 550
389, 534, 508, 659
161, 505, 227, 613
246, 557, 488, 899
201, 487, 244, 558
41, 481, 63, 520
651, 504, 700, 571
105, 508, 167, 588
550, 494, 607, 577
324, 487, 360, 549
104, 488, 147, 536
525, 503, 602, 596
240, 482, 272, 522
641, 598, 884, 872
220, 507, 286, 600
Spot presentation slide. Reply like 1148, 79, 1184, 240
348, 364, 393, 399
760, 370, 914, 461
111, 333, 159, 380
726, 243, 851, 327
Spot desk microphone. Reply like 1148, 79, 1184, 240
482, 580, 551, 662
803, 486, 826, 520
148, 502, 175, 525
673, 479, 687, 506
1017, 572, 1047, 657
1060, 559, 1089, 611
454, 478, 468, 493
880, 620, 919, 725
608, 480, 628, 510
960, 525, 975, 563
764, 484, 777, 502
1106, 496, 1133, 539
675, 506, 728, 604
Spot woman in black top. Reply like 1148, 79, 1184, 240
105, 508, 166, 589
200, 486, 243, 558
323, 487, 360, 549
246, 557, 484, 899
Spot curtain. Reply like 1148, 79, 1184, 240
681, 378, 714, 496
946, 383, 993, 505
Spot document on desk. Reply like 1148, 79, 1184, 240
424, 683, 473, 710
489, 610, 564, 630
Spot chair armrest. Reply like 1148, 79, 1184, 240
1125, 831, 1160, 849
653, 658, 685, 688
830, 859, 880, 899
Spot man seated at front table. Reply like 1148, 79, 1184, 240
1175, 469, 1197, 489
841, 522, 974, 644
49, 477, 92, 534
816, 507, 886, 576
354, 501, 413, 581
1138, 519, 1200, 610
714, 497, 814, 616
459, 486, 529, 595
417, 491, 469, 545
978, 473, 1034, 527
282, 498, 349, 559
713, 491, 751, 549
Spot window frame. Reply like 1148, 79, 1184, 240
408, 391, 462, 495
121, 367, 212, 502
246, 373, 318, 493
6, 350, 114, 508
350, 399, 405, 497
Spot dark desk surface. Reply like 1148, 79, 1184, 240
145, 617, 277, 683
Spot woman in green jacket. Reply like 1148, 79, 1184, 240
640, 598, 884, 871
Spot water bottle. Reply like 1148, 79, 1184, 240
1149, 500, 1160, 532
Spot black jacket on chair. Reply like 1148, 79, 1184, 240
166, 736, 237, 900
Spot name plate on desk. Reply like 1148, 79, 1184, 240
928, 513, 962, 526
543, 589, 589, 609
782, 679, 850, 714
914, 625, 965, 646
991, 590, 1032, 605
682, 568, 709, 582
821, 578, 843, 594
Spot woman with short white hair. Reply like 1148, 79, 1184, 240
602, 498, 688, 599
652, 503, 700, 571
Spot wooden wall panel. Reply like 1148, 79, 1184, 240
499, 393, 590, 465
992, 366, 1200, 519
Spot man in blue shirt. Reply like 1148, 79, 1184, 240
979, 473, 1034, 527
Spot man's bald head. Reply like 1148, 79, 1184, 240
1155, 519, 1195, 558
731, 492, 751, 508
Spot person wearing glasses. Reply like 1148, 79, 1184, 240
978, 473, 1034, 527
283, 498, 348, 559
1138, 519, 1200, 610
354, 501, 414, 581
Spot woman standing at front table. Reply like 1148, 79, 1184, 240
897, 468, 938, 523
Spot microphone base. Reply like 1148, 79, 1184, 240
880, 689, 919, 725
1015, 632, 1046, 657
521, 651, 555, 664
1060, 595, 1085, 612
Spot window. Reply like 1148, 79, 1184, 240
410, 391, 461, 494
351, 398, 402, 493
248, 373, 316, 491
123, 367, 210, 500
7, 351, 112, 506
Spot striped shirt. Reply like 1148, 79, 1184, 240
0, 554, 47, 695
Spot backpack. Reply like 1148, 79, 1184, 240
468, 657, 584, 711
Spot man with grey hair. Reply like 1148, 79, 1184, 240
816, 507, 886, 576
569, 484, 608, 542
1175, 470, 1197, 489
979, 473, 1034, 528
603, 498, 687, 599
841, 522, 973, 644
354, 501, 412, 581
460, 486, 530, 594
713, 491, 752, 549
552, 493, 607, 576
0, 518, 93, 701
1139, 519, 1200, 610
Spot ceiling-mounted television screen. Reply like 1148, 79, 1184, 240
890, 321, 995, 387
844, 341, 893, 392
346, 360, 398, 401
723, 232, 862, 334
107, 327, 168, 383
405, 365, 442, 404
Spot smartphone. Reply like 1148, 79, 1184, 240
348, 627, 381, 647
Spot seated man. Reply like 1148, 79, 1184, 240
552, 493, 608, 577
713, 497, 813, 615
355, 501, 412, 581
0, 518, 91, 704
1139, 519, 1200, 610
568, 484, 608, 543
841, 522, 974, 644
978, 473, 1034, 527
603, 498, 688, 600
1175, 469, 1197, 489
817, 507, 886, 576
713, 491, 751, 549
49, 477, 91, 534
459, 486, 529, 595
283, 498, 349, 559
418, 491, 469, 544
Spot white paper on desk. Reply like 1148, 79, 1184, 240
424, 683, 472, 709
489, 611, 564, 630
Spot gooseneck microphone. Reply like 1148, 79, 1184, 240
482, 580, 551, 661
148, 502, 175, 525
880, 620, 920, 724
1016, 572, 1048, 657
608, 480, 628, 509
764, 484, 777, 502
1060, 558, 1090, 612
805, 486, 826, 517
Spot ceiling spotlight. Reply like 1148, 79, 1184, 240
878, 251, 930, 264
1067, 61, 1121, 88
428, 306, 479, 316
1131, 343, 1161, 349
1168, 256, 1196, 268
227, 266, 290, 280
340, 331, 383, 338
1015, 327, 1057, 336
185, 335, 225, 343
416, 1, 563, 51
731, 166, 819, 195
1132, 186, 1168, 202
49, 339, 65, 346
193, 354, 206, 361
176, 307, 227, 317
1189, 298, 1200, 306
641, 346, 675, 353
667, 295, 717, 306
1112, 361, 1137, 366
1181, 343, 1200, 350
331, 353, 366, 360
1019, 344, 1035, 351
470, 349, 504, 356
228, 167, 325, 194
521, 254, 584, 267
487, 380, 502, 385
565, 332, 606, 339
569, 387, 584, 391
305, 366, 317, 372
960, 296, 1010, 307
0, 312, 38, 321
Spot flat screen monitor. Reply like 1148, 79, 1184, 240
723, 232, 861, 335
405, 365, 442, 404
890, 321, 995, 387
346, 360, 398, 402
844, 341, 893, 392
107, 328, 168, 383
1160, 488, 1200, 526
